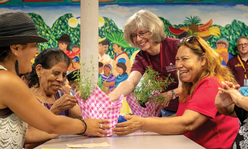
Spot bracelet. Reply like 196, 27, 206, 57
171, 90, 176, 100
77, 118, 87, 135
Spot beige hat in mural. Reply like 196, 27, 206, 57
99, 36, 106, 43
0, 12, 48, 47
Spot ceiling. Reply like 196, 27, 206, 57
0, 0, 247, 6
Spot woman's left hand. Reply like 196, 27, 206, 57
113, 115, 144, 136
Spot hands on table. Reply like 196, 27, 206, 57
84, 119, 111, 137
113, 115, 144, 136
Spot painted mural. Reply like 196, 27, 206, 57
0, 3, 248, 88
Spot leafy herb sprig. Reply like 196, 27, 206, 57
75, 56, 97, 101
132, 66, 174, 107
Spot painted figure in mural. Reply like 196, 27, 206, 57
72, 44, 80, 56
107, 32, 131, 76
102, 63, 116, 94
214, 38, 232, 66
66, 69, 79, 92
56, 34, 75, 72
72, 55, 80, 70
109, 9, 181, 117
0, 12, 109, 149
227, 36, 248, 87
98, 37, 112, 66
113, 58, 128, 91
113, 36, 239, 149
98, 62, 103, 88
215, 81, 248, 148
56, 34, 72, 55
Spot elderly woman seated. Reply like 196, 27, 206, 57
28, 48, 81, 117
113, 36, 240, 149
25, 48, 82, 148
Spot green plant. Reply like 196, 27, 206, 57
132, 66, 174, 107
75, 56, 97, 101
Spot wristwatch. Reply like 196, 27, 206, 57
171, 90, 176, 100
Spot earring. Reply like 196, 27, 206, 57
38, 76, 41, 78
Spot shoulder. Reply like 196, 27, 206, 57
227, 56, 238, 66
162, 38, 179, 53
229, 56, 238, 61
162, 38, 179, 47
0, 71, 29, 105
0, 71, 24, 89
104, 54, 111, 58
195, 76, 220, 90
119, 52, 129, 59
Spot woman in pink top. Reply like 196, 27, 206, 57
113, 36, 239, 148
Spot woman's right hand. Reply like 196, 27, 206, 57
113, 115, 144, 136
50, 94, 77, 115
84, 119, 110, 137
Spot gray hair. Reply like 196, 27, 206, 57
124, 9, 166, 48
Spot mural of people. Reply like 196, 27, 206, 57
98, 37, 112, 65
57, 34, 75, 72
98, 62, 103, 87
214, 38, 232, 66
72, 56, 80, 70
72, 44, 80, 56
107, 32, 131, 77
113, 58, 128, 90
101, 63, 116, 93
56, 34, 72, 55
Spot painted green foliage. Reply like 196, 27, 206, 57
99, 17, 139, 59
30, 12, 248, 56
29, 13, 80, 51
205, 20, 248, 56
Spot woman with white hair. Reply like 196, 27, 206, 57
109, 9, 182, 117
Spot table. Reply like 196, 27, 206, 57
35, 131, 205, 149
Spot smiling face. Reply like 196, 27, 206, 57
175, 45, 205, 83
131, 28, 156, 53
17, 42, 39, 74
37, 62, 68, 96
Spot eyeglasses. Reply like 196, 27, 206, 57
179, 36, 205, 53
130, 31, 149, 40
237, 43, 248, 47
217, 42, 226, 45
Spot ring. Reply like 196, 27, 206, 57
100, 124, 103, 128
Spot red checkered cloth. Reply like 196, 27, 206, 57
126, 93, 156, 117
76, 87, 124, 136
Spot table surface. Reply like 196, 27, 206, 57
35, 131, 205, 149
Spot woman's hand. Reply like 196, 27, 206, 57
84, 119, 110, 137
218, 82, 243, 105
50, 94, 77, 115
215, 81, 240, 116
113, 115, 144, 136
151, 92, 171, 116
